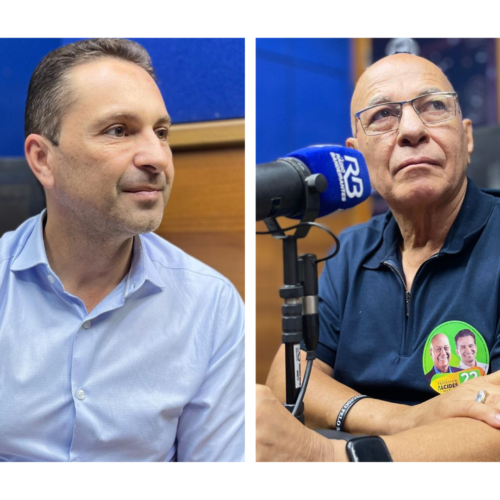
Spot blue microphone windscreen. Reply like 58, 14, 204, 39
285, 145, 371, 218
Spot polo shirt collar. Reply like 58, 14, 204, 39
441, 178, 495, 254
363, 178, 495, 269
362, 212, 400, 270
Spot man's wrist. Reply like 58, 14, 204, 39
395, 403, 422, 433
330, 438, 349, 462
303, 428, 348, 462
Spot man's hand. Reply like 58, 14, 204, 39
405, 370, 500, 432
256, 385, 345, 462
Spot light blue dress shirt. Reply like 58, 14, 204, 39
0, 213, 245, 462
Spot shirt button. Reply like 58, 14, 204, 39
83, 320, 91, 329
76, 389, 86, 400
47, 275, 55, 284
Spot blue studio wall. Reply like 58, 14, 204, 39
257, 39, 353, 164
0, 38, 245, 157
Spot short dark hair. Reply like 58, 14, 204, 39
25, 38, 156, 145
455, 329, 476, 346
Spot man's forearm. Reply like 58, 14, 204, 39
257, 384, 500, 462
297, 362, 411, 435
267, 346, 500, 438
266, 345, 410, 435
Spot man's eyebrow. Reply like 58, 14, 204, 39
366, 88, 446, 107
156, 115, 172, 127
93, 112, 172, 128
416, 87, 444, 97
367, 95, 393, 107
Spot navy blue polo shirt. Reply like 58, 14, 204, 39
316, 178, 500, 405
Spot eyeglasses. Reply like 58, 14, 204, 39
433, 345, 451, 354
355, 92, 458, 136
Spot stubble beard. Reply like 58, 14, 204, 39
108, 191, 168, 235
60, 190, 168, 242
52, 152, 169, 242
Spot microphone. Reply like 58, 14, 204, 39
256, 145, 371, 221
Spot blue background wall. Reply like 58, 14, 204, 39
0, 38, 244, 157
257, 38, 353, 164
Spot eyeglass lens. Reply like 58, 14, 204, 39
360, 94, 456, 135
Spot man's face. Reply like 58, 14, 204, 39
456, 335, 477, 367
430, 334, 451, 372
347, 54, 473, 210
49, 57, 174, 237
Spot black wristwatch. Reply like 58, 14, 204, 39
345, 436, 393, 462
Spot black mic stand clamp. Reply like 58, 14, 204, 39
263, 173, 326, 423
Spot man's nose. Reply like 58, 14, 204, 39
396, 103, 430, 147
133, 130, 172, 174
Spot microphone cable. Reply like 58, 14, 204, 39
256, 221, 340, 263
291, 354, 314, 417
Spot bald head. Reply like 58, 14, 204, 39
351, 54, 455, 135
345, 50, 473, 212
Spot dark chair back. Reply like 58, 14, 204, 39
0, 158, 45, 236
470, 125, 500, 189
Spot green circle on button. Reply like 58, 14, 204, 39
422, 321, 489, 394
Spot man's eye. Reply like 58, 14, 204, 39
420, 100, 448, 114
156, 128, 169, 140
370, 107, 398, 123
432, 101, 446, 110
105, 126, 127, 137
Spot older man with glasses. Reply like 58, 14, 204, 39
257, 53, 500, 462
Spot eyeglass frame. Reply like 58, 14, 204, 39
354, 91, 459, 137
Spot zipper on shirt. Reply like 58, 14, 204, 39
383, 261, 410, 316
384, 253, 442, 357
383, 253, 441, 317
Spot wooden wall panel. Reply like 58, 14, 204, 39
351, 38, 373, 84
156, 122, 244, 300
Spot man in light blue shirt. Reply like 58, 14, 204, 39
0, 39, 244, 462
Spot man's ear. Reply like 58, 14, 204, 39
346, 137, 358, 150
462, 119, 474, 164
25, 134, 56, 189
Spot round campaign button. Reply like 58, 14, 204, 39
422, 321, 490, 394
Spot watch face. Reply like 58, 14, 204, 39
346, 436, 393, 462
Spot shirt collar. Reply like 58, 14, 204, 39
11, 211, 166, 295
10, 211, 49, 272
363, 178, 495, 269
434, 365, 452, 375
125, 235, 166, 297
